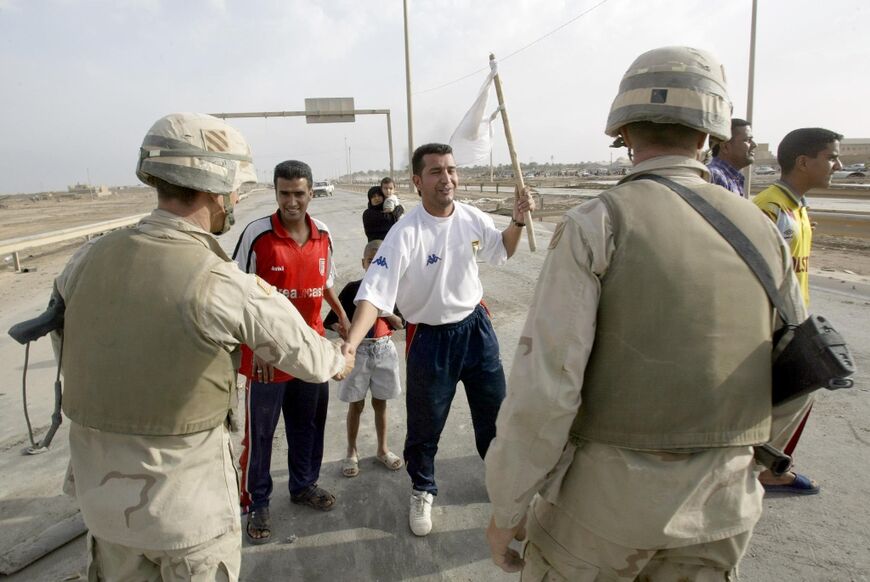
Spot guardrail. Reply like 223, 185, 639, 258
0, 214, 149, 272
0, 191, 257, 273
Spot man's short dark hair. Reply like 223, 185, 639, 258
274, 160, 313, 190
711, 118, 751, 157
777, 128, 843, 174
412, 143, 453, 176
153, 176, 199, 205
380, 176, 395, 187
623, 122, 704, 150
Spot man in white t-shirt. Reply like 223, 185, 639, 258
344, 142, 535, 537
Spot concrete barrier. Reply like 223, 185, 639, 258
0, 214, 149, 272
0, 191, 256, 272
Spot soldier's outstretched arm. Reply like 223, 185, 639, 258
204, 263, 350, 382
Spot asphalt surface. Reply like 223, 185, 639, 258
0, 187, 868, 581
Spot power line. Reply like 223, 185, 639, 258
414, 0, 613, 96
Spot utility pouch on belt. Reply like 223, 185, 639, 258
635, 174, 856, 405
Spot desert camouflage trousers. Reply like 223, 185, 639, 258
86, 528, 241, 582
522, 498, 751, 582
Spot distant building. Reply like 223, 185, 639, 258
839, 138, 870, 165
757, 139, 869, 167
614, 156, 632, 169
67, 183, 112, 197
754, 143, 777, 166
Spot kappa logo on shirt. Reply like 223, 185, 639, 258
319, 258, 326, 276
426, 254, 441, 266
373, 256, 389, 269
271, 266, 284, 272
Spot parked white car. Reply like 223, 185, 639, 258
833, 169, 866, 179
313, 181, 334, 197
753, 166, 777, 175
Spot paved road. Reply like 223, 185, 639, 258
0, 187, 868, 580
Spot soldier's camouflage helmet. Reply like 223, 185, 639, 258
136, 113, 256, 195
605, 46, 732, 142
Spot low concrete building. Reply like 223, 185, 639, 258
754, 143, 777, 166
67, 183, 112, 197
839, 138, 870, 165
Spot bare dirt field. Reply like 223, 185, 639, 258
3, 186, 869, 294
5, 187, 868, 280
0, 188, 157, 240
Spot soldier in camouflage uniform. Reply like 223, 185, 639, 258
55, 113, 353, 581
485, 47, 812, 580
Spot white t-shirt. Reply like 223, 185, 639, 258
355, 202, 507, 325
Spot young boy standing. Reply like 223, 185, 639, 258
325, 239, 404, 477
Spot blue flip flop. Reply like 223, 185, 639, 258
763, 472, 820, 495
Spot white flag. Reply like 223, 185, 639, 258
449, 60, 500, 167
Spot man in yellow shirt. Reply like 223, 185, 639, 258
754, 128, 843, 306
753, 127, 843, 494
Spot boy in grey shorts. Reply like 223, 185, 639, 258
325, 240, 404, 477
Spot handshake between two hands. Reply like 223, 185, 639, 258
333, 341, 356, 381
249, 338, 355, 383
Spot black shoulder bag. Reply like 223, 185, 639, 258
635, 174, 856, 405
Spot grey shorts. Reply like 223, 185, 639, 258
339, 337, 402, 403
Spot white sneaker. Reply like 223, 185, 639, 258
409, 489, 433, 536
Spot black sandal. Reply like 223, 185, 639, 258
246, 508, 272, 545
291, 484, 336, 511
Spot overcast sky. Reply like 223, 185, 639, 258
1, 0, 867, 194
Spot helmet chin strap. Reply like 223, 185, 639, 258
212, 193, 235, 235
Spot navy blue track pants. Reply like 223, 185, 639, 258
404, 304, 506, 496
239, 378, 329, 513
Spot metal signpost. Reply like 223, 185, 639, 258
211, 98, 395, 179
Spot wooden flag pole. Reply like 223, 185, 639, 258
490, 53, 537, 252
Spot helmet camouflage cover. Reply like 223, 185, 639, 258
136, 113, 256, 195
605, 46, 732, 141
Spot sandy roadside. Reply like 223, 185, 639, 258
5, 186, 867, 280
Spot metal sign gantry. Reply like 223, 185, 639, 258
211, 98, 395, 179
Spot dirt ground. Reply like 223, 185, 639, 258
0, 188, 158, 240
3, 188, 869, 281
368, 186, 870, 279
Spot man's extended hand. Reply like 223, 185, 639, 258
486, 514, 527, 573
333, 342, 356, 380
